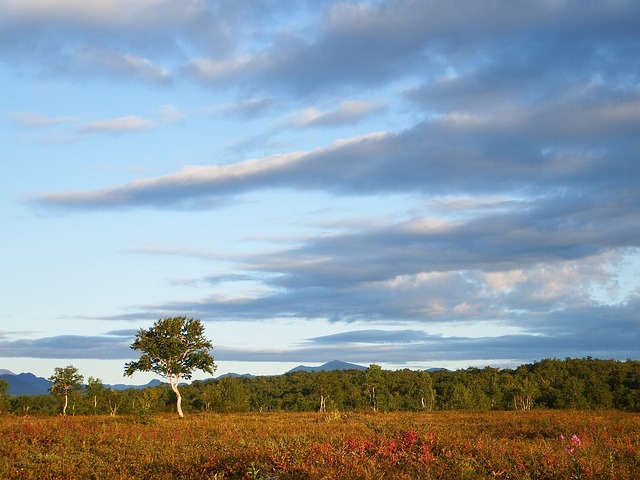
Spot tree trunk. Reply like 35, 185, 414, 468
320, 394, 329, 412
170, 379, 184, 418
62, 393, 68, 416
108, 399, 119, 417
370, 386, 377, 412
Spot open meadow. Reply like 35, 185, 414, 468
1, 410, 638, 479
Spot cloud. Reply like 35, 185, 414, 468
11, 112, 78, 128
2, 0, 639, 95
104, 329, 139, 337
210, 97, 277, 120
73, 47, 172, 84
213, 316, 639, 364
30, 88, 640, 209
76, 115, 154, 135
3, 305, 637, 364
10, 110, 170, 144
8, 1, 640, 368
88, 196, 639, 365
290, 100, 387, 128
0, 334, 132, 360
0, 0, 220, 81
182, 0, 640, 99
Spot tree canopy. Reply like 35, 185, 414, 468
49, 365, 84, 415
1, 358, 639, 416
124, 316, 216, 417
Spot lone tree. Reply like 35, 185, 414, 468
124, 316, 216, 418
49, 365, 84, 416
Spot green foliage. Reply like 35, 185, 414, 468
124, 316, 216, 381
48, 365, 84, 415
85, 377, 106, 414
48, 365, 84, 396
0, 380, 9, 413
124, 316, 216, 417
3, 358, 640, 416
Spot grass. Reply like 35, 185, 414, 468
1, 410, 638, 479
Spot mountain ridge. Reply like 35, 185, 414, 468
287, 360, 367, 373
0, 361, 389, 395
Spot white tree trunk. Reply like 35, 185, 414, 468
62, 393, 68, 416
320, 394, 328, 412
108, 399, 119, 417
170, 378, 184, 418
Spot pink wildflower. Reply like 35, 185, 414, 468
571, 434, 581, 447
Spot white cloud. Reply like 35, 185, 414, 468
74, 47, 172, 84
291, 100, 387, 127
0, 0, 205, 27
11, 112, 78, 127
187, 56, 254, 83
76, 115, 154, 135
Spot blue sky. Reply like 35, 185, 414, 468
1, 0, 639, 385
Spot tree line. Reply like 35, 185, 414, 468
1, 357, 639, 416
1, 318, 638, 416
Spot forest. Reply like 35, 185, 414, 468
2, 357, 639, 416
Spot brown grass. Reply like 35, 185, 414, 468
1, 410, 638, 479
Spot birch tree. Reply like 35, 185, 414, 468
124, 316, 216, 418
86, 377, 105, 414
49, 365, 84, 416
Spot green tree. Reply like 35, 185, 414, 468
0, 379, 9, 412
105, 388, 122, 416
311, 371, 338, 412
49, 365, 84, 416
413, 371, 436, 410
212, 376, 250, 412
365, 364, 386, 412
0, 379, 8, 396
86, 377, 106, 414
124, 316, 216, 418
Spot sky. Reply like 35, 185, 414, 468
1, 0, 639, 386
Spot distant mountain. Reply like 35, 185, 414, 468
107, 379, 166, 391
216, 372, 256, 379
0, 372, 53, 396
0, 372, 171, 395
0, 369, 15, 376
288, 360, 367, 373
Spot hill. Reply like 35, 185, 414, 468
0, 372, 167, 395
287, 360, 367, 373
0, 372, 53, 396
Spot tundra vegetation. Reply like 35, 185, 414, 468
1, 410, 638, 479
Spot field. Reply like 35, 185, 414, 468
1, 410, 638, 479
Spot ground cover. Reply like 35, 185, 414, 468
1, 410, 638, 479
